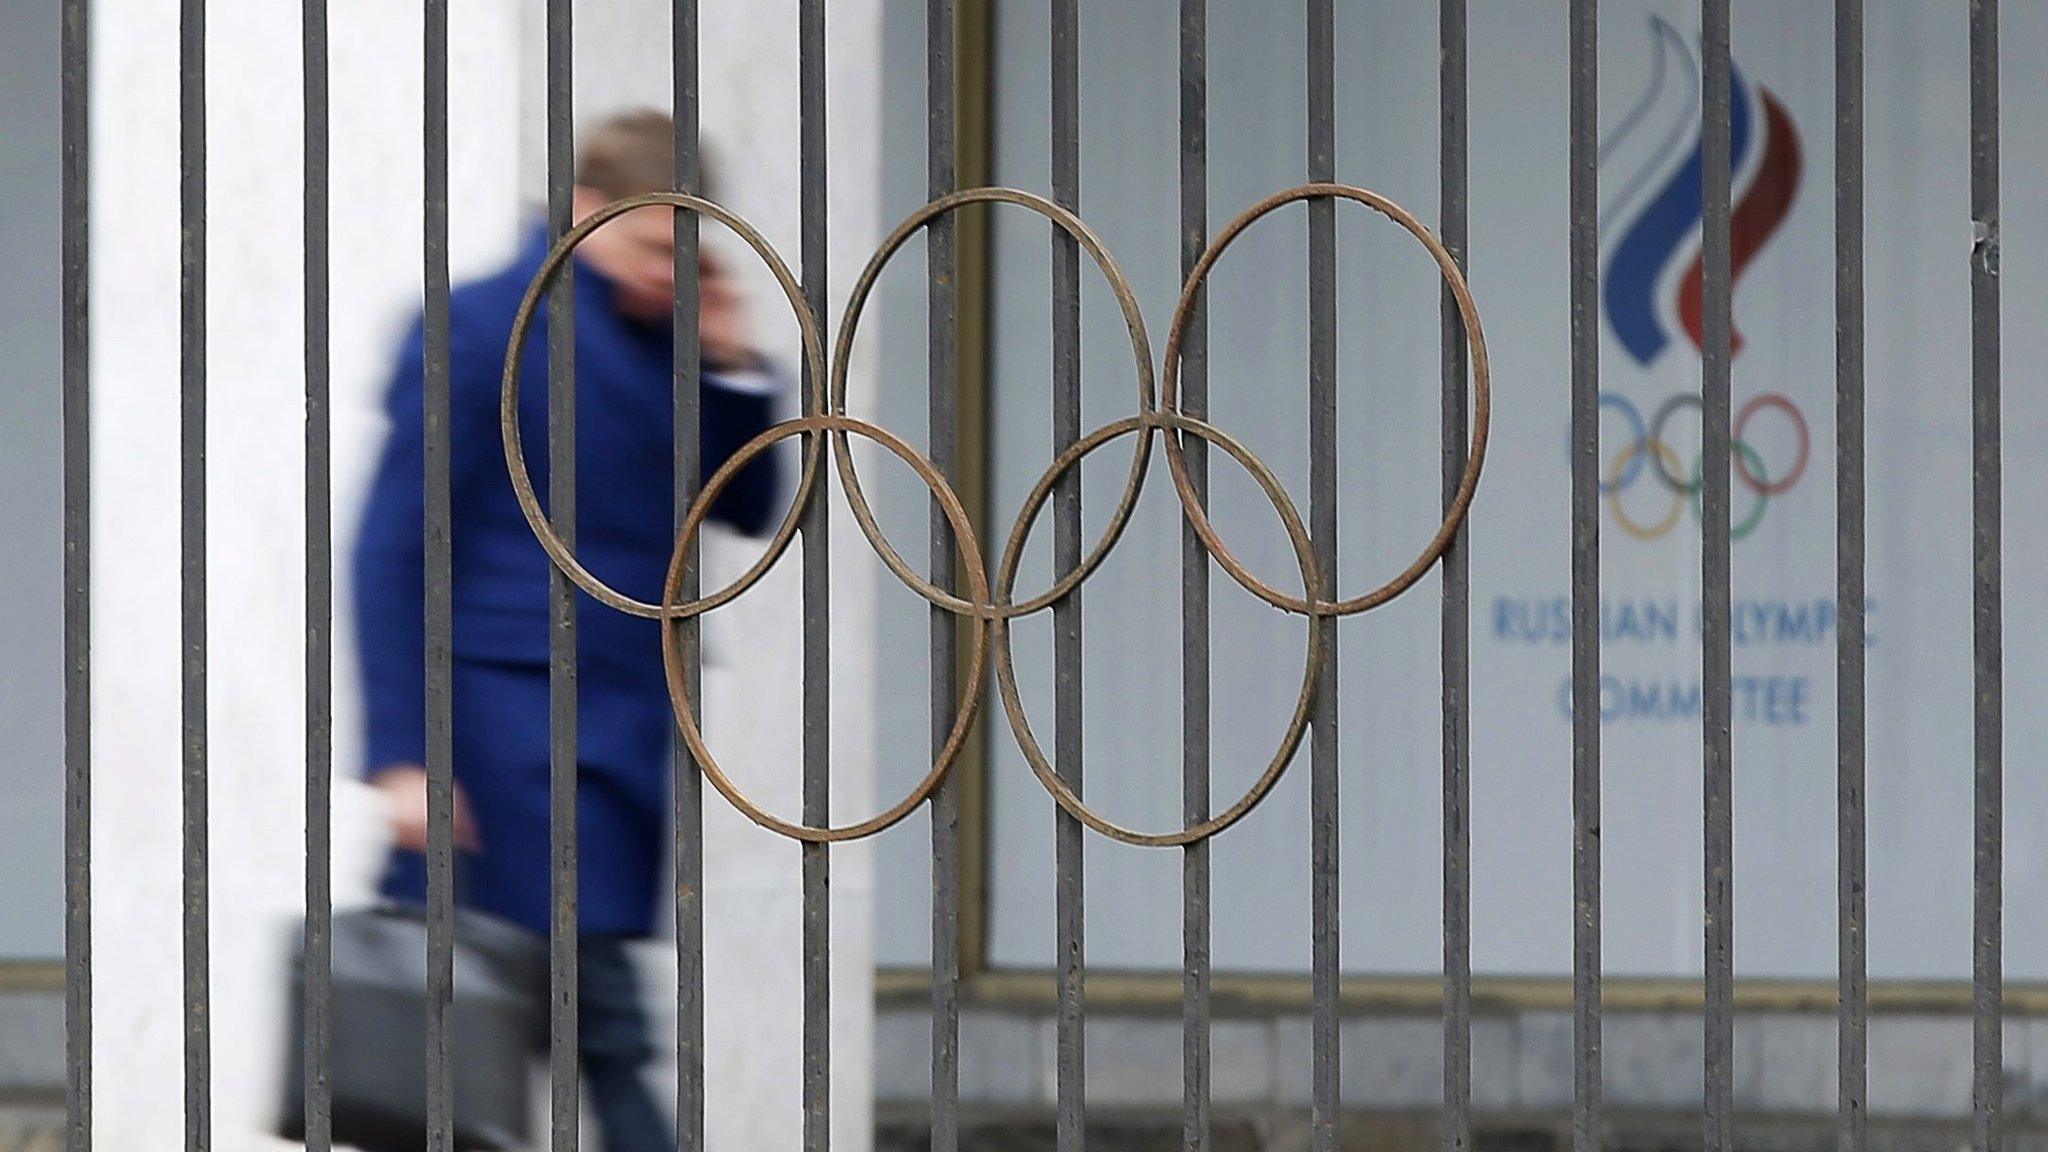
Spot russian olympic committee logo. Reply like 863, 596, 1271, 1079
1596, 390, 1807, 540
1590, 16, 1804, 542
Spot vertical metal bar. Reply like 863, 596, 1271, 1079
950, 0, 994, 993
1050, 2, 1086, 1149
422, 0, 457, 1145
671, 4, 704, 1139
1700, 3, 1734, 1150
179, 1, 210, 1147
1834, 6, 1867, 1152
928, 0, 963, 1148
1969, 4, 2003, 1152
60, 0, 91, 1147
667, 6, 709, 1151
1306, 0, 1339, 1148
1180, 1, 1212, 1150
1567, 4, 1602, 1152
800, 1, 832, 1149
302, 0, 333, 1147
671, 1, 706, 1147
545, 1, 580, 1148
1439, 4, 1471, 1152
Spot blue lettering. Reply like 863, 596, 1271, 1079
1624, 678, 1661, 716
1509, 593, 1872, 655
1668, 680, 1702, 719
1495, 596, 1571, 644
1776, 601, 1815, 643
1769, 676, 1808, 724
1735, 676, 1761, 714
1644, 598, 1680, 641
1613, 600, 1654, 642
1721, 676, 1814, 724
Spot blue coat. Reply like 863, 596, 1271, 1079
353, 224, 782, 937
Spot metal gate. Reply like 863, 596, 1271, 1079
50, 1, 2001, 1151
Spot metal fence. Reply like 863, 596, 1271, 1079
52, 2, 2003, 1152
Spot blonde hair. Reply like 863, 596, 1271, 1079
574, 109, 716, 199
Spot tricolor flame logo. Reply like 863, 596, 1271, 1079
1602, 16, 1802, 366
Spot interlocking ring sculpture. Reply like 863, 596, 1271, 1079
500, 183, 1491, 849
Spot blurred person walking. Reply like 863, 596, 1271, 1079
352, 109, 781, 1151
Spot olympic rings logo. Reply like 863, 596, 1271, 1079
499, 185, 1490, 849
1594, 390, 1810, 541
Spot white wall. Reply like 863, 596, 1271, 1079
88, 0, 879, 1148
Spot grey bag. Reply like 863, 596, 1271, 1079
277, 903, 547, 1151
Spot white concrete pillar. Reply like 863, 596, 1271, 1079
511, 4, 882, 1150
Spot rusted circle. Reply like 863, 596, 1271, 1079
1158, 182, 1491, 617
500, 191, 829, 620
660, 413, 991, 843
828, 187, 1157, 621
991, 411, 1322, 848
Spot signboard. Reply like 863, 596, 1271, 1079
0, 0, 65, 963
866, 0, 2048, 984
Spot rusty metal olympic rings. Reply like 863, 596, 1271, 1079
660, 413, 992, 843
502, 183, 1490, 847
500, 192, 831, 620
1160, 183, 1491, 618
829, 187, 1157, 620
990, 411, 1324, 847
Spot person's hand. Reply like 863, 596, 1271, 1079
699, 247, 756, 372
372, 764, 480, 853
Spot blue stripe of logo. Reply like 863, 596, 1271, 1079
1603, 64, 1755, 365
